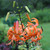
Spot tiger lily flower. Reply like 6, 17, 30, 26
7, 21, 23, 45
7, 13, 43, 46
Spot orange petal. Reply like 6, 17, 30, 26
27, 22, 34, 26
6, 40, 13, 45
31, 18, 39, 26
31, 37, 37, 42
16, 21, 19, 33
37, 33, 42, 40
37, 28, 42, 34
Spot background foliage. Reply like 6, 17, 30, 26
0, 22, 9, 43
0, 0, 50, 17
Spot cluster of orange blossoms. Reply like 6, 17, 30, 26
7, 13, 43, 45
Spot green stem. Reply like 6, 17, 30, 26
18, 12, 23, 30
19, 12, 22, 25
15, 41, 19, 50
25, 41, 29, 50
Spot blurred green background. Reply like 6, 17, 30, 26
0, 0, 50, 50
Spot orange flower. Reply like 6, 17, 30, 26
7, 21, 23, 45
7, 13, 43, 45
25, 14, 43, 43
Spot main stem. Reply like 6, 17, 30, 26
19, 12, 22, 25
25, 42, 29, 50
15, 12, 22, 50
15, 41, 19, 50
18, 12, 23, 29
19, 13, 29, 50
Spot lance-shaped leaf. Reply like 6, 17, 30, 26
25, 6, 30, 13
13, 1, 16, 8
5, 12, 10, 21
